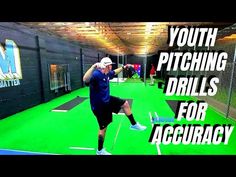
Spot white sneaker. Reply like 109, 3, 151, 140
96, 148, 111, 155
130, 122, 147, 131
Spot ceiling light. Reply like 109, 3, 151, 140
85, 22, 90, 26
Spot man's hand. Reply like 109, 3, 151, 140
83, 62, 100, 83
123, 64, 132, 70
92, 62, 100, 69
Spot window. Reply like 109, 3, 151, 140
49, 64, 69, 91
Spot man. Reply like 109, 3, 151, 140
83, 57, 146, 155
149, 64, 156, 86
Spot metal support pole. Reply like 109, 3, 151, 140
122, 55, 124, 80
226, 44, 236, 118
144, 54, 147, 86
80, 48, 84, 87
117, 52, 119, 84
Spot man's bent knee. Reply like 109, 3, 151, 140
122, 100, 129, 108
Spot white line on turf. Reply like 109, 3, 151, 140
51, 110, 68, 112
111, 117, 123, 152
69, 147, 95, 150
113, 112, 125, 115
154, 112, 159, 118
149, 112, 161, 155
0, 148, 60, 155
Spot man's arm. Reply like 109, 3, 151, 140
114, 64, 130, 75
83, 63, 99, 83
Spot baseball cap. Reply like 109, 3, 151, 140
100, 57, 115, 66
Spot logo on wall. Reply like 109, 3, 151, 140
0, 39, 22, 88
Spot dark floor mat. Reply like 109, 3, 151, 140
52, 96, 88, 112
166, 100, 183, 115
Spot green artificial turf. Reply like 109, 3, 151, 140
0, 81, 235, 155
